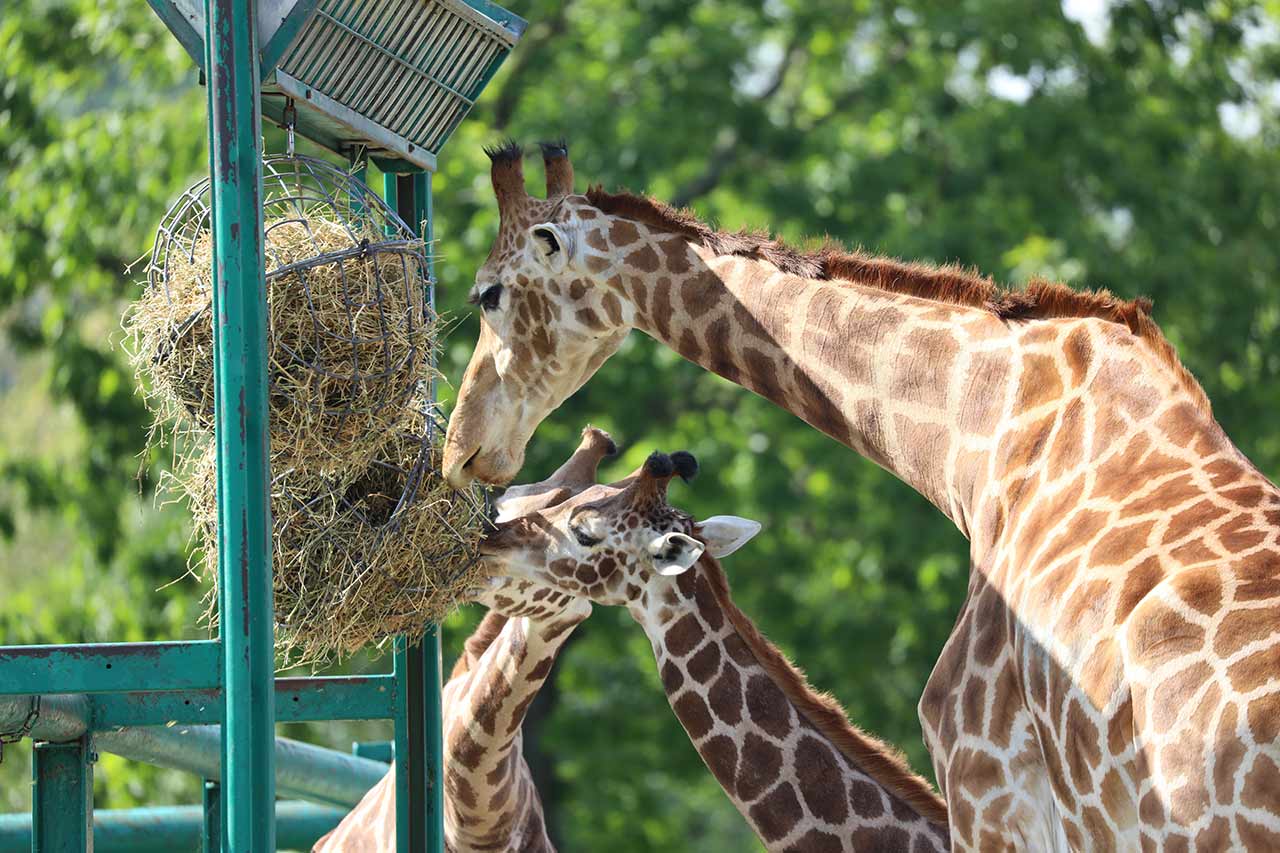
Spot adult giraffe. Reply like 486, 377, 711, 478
442, 143, 1280, 849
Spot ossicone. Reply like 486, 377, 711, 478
643, 451, 675, 479
552, 426, 617, 488
540, 138, 574, 198
670, 451, 698, 482
484, 139, 523, 164
485, 139, 527, 210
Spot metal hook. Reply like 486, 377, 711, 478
283, 98, 297, 157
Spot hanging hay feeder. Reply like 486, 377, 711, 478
185, 408, 492, 666
127, 154, 493, 663
125, 155, 432, 483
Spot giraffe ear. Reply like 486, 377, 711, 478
696, 515, 762, 558
530, 223, 573, 272
647, 531, 704, 576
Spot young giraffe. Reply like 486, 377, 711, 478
314, 428, 616, 853
442, 144, 1280, 849
481, 446, 951, 852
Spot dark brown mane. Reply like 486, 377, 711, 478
585, 186, 1208, 412
692, 552, 951, 828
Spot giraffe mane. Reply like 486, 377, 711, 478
692, 552, 950, 826
450, 611, 511, 680
584, 186, 1209, 412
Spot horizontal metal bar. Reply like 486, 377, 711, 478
0, 642, 220, 696
0, 800, 346, 853
0, 695, 91, 742
270, 69, 438, 170
0, 696, 385, 807
94, 724, 386, 807
449, 0, 526, 42
90, 675, 398, 727
0, 677, 400, 745
352, 740, 394, 763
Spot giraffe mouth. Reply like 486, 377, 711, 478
444, 447, 483, 489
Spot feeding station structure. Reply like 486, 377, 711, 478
0, 1, 524, 851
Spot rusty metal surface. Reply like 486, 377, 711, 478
0, 642, 220, 697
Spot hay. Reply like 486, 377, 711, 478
124, 215, 431, 485
125, 163, 492, 665
185, 421, 492, 667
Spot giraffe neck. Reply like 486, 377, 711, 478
611, 236, 1209, 541
443, 611, 582, 852
628, 556, 949, 852
617, 241, 1009, 528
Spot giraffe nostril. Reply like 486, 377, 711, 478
463, 448, 481, 470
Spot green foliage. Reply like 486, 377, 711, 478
1, 0, 1278, 849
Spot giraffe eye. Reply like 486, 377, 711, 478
473, 283, 503, 311
572, 526, 601, 548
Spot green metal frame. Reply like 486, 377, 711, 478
31, 739, 93, 851
0, 0, 523, 848
0, 642, 220, 695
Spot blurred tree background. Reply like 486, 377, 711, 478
1, 0, 1277, 849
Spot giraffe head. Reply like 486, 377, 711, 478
470, 425, 620, 623
442, 142, 637, 487
479, 449, 761, 608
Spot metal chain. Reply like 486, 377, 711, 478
0, 696, 41, 764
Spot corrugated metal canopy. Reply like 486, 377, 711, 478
149, 0, 526, 172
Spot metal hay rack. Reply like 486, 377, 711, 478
0, 0, 525, 849
145, 153, 432, 437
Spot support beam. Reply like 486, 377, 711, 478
201, 781, 220, 853
93, 725, 384, 807
0, 694, 90, 743
89, 675, 397, 727
0, 800, 344, 853
32, 738, 94, 852
0, 642, 220, 696
0, 676, 394, 734
389, 168, 445, 853
2, 697, 384, 807
203, 0, 275, 849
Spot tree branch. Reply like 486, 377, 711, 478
670, 33, 807, 208
489, 1, 575, 132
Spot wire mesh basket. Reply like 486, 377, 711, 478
128, 155, 433, 482
187, 403, 493, 666
125, 154, 495, 663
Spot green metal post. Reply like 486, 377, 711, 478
416, 170, 445, 853
388, 170, 444, 853
381, 172, 399, 239
203, 0, 275, 850
201, 781, 219, 853
31, 737, 93, 852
